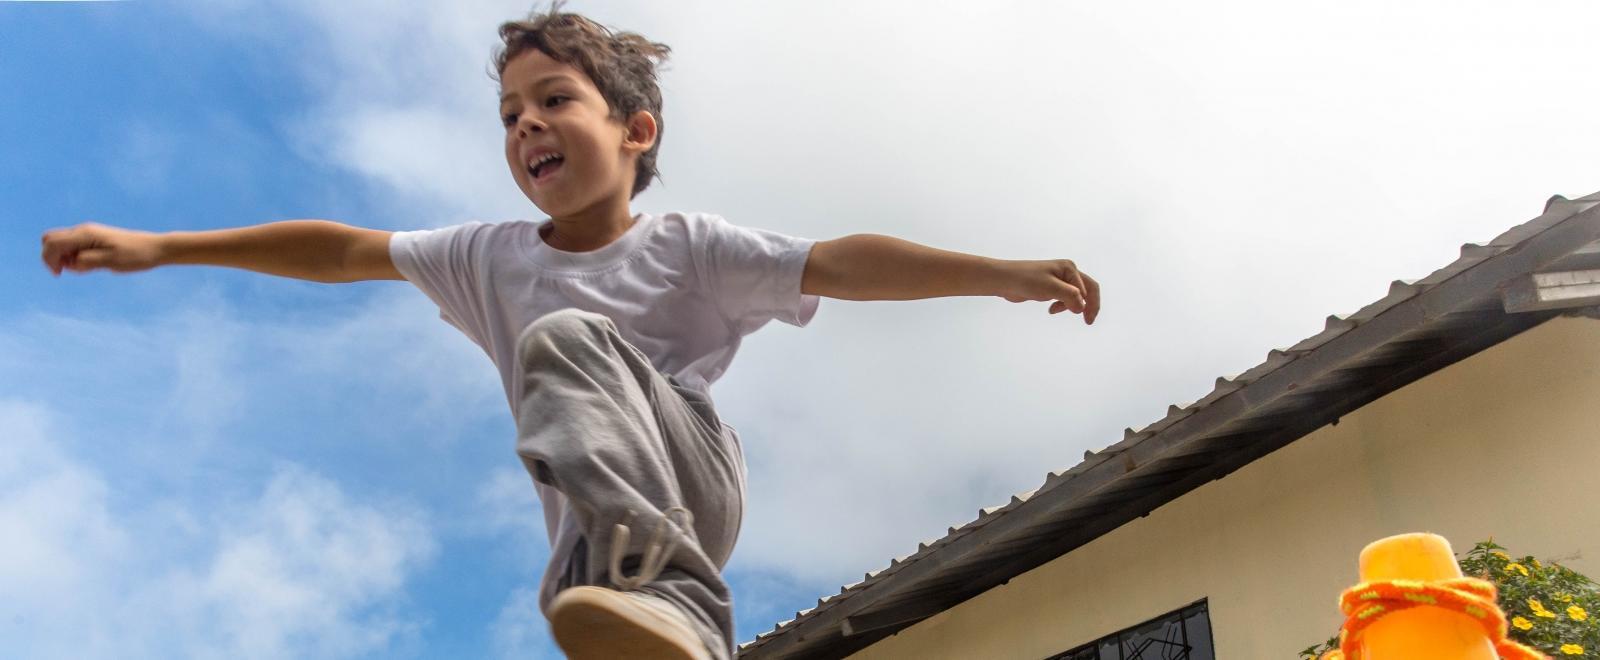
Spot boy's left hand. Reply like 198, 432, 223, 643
997, 259, 1101, 325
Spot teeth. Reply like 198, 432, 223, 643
528, 152, 562, 169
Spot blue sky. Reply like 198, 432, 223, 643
5, 3, 565, 658
6, 1, 1600, 658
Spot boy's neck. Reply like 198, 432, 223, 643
541, 194, 636, 252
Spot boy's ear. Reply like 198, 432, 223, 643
622, 110, 658, 153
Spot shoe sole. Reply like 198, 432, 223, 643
548, 587, 707, 660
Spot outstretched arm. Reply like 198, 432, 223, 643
800, 234, 1100, 324
41, 220, 404, 284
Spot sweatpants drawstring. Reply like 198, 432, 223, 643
609, 506, 694, 591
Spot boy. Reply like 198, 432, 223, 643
40, 6, 1100, 659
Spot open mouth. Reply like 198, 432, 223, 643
528, 153, 566, 184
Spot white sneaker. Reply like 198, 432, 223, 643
548, 586, 712, 660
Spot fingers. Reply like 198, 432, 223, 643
1059, 260, 1089, 310
41, 228, 74, 275
68, 248, 113, 273
1050, 277, 1086, 316
41, 223, 100, 275
1044, 259, 1101, 325
1081, 272, 1101, 325
1047, 285, 1082, 313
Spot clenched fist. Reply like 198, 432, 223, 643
40, 222, 164, 276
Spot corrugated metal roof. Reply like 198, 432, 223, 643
738, 191, 1600, 660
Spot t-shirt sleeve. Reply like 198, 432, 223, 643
388, 221, 495, 345
691, 214, 820, 334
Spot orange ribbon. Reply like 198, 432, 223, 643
1320, 577, 1547, 660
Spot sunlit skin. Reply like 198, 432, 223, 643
499, 49, 658, 252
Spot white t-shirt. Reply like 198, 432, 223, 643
388, 211, 819, 544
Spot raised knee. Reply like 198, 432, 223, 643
517, 308, 612, 364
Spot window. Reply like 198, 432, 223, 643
1046, 600, 1214, 660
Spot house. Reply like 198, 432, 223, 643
738, 191, 1600, 659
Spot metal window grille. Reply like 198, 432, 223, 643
1046, 600, 1214, 660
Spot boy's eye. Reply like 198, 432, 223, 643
500, 95, 569, 127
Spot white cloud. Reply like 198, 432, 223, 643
161, 297, 249, 445
475, 468, 538, 530
0, 399, 437, 660
473, 468, 568, 659
180, 0, 552, 226
472, 469, 572, 659
0, 400, 129, 616
153, 466, 436, 659
258, 286, 507, 436
1, 284, 503, 464
489, 586, 563, 660
108, 120, 180, 197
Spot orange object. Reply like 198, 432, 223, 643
1323, 533, 1546, 660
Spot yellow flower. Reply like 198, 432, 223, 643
1531, 598, 1560, 619
1492, 551, 1512, 560
1505, 563, 1530, 577
1569, 605, 1588, 621
1533, 559, 1543, 569
1512, 616, 1534, 630
1558, 593, 1575, 603
1561, 644, 1584, 655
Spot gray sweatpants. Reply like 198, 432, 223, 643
512, 308, 745, 659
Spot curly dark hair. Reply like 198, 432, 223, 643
490, 2, 671, 198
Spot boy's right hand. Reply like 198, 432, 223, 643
41, 222, 164, 276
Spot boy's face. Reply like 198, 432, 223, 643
499, 49, 642, 217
